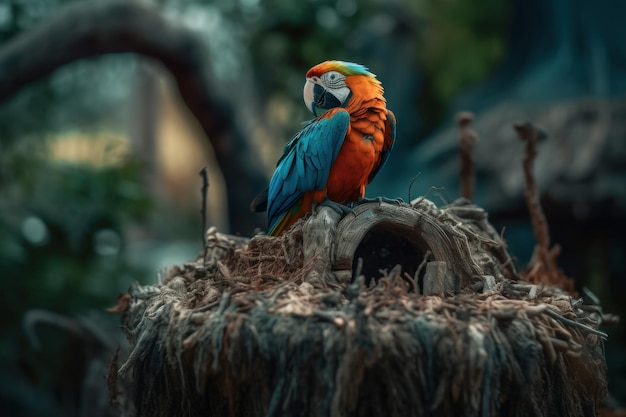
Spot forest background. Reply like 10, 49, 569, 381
0, 0, 624, 415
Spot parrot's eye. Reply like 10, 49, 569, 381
324, 71, 344, 87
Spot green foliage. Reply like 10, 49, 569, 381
413, 0, 508, 100
408, 0, 508, 127
0, 140, 153, 397
0, 139, 153, 288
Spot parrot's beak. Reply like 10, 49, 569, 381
303, 78, 317, 114
304, 77, 342, 117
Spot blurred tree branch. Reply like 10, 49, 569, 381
0, 0, 266, 235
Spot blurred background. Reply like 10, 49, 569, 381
0, 0, 624, 415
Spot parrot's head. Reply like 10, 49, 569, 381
303, 60, 383, 117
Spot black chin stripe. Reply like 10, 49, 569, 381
322, 91, 342, 109
313, 84, 342, 110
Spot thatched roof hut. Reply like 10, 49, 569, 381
111, 197, 608, 417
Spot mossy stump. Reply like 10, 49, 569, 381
112, 198, 607, 417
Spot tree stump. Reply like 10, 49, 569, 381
111, 198, 607, 417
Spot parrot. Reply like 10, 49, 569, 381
251, 60, 396, 236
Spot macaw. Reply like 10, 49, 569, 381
251, 60, 396, 236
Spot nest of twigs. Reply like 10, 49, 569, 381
111, 198, 608, 417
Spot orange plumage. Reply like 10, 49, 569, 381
326, 72, 393, 202
254, 61, 395, 236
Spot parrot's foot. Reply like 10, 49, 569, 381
357, 196, 405, 206
318, 199, 355, 217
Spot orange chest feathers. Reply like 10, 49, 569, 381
326, 111, 388, 202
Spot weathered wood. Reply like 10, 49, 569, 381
457, 111, 478, 201
422, 261, 451, 296
203, 226, 250, 270
206, 198, 515, 294
302, 206, 341, 288
330, 201, 483, 292
482, 275, 496, 292
112, 198, 609, 417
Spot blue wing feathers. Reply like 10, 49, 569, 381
267, 110, 350, 230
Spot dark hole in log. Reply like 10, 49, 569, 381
351, 222, 428, 288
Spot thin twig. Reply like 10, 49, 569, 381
457, 111, 478, 200
436, 187, 451, 205
413, 250, 431, 295
407, 172, 421, 202
514, 123, 550, 265
544, 308, 608, 340
414, 186, 445, 207
582, 287, 601, 305
199, 166, 209, 263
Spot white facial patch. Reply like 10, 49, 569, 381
321, 71, 351, 106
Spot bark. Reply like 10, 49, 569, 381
456, 111, 477, 201
0, 0, 266, 235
